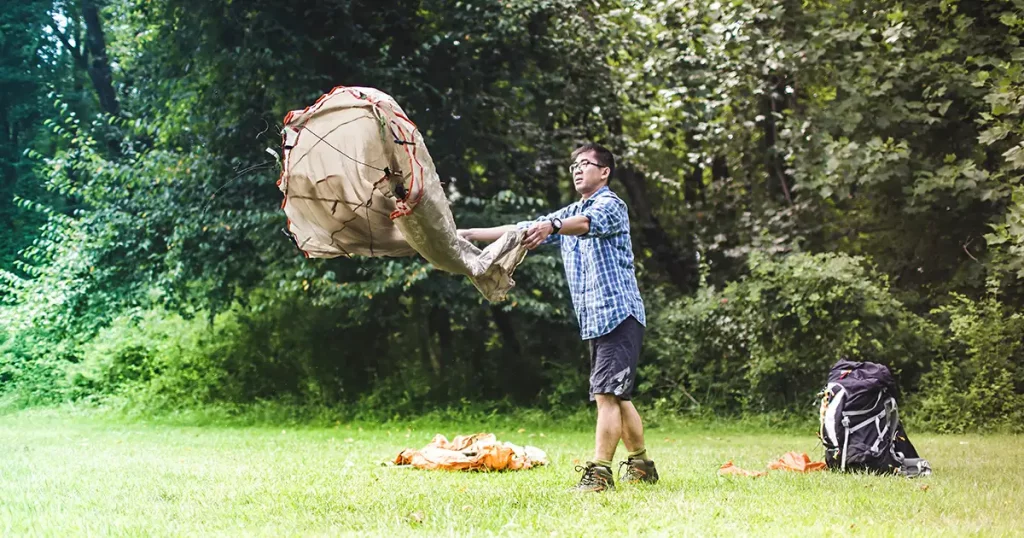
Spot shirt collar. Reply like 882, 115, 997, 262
581, 185, 612, 207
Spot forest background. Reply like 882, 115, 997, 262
2, 0, 1023, 433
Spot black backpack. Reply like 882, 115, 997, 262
818, 359, 931, 477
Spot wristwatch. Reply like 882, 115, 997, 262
549, 217, 563, 235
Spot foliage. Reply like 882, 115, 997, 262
0, 0, 1022, 429
642, 252, 941, 413
0, 0, 60, 272
777, 0, 1024, 303
915, 293, 1024, 433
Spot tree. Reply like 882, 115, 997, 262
0, 1, 61, 273
47, 0, 120, 115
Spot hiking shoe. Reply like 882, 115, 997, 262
572, 462, 615, 492
619, 458, 659, 484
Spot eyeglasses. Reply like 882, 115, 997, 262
568, 159, 607, 174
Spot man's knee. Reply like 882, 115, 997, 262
594, 393, 622, 408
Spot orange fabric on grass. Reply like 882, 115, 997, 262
719, 452, 826, 477
393, 433, 547, 471
767, 452, 828, 472
718, 461, 768, 477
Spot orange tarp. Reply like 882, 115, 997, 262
718, 461, 767, 477
768, 451, 828, 472
392, 433, 548, 471
719, 452, 826, 478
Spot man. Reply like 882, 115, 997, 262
458, 143, 658, 492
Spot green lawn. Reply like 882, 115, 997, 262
1, 411, 1021, 537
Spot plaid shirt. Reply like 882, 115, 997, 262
519, 186, 646, 340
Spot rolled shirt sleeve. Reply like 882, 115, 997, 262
515, 207, 571, 247
582, 195, 628, 238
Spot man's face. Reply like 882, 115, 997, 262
570, 150, 609, 197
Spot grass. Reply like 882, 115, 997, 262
1, 409, 1022, 537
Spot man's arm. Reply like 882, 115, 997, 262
458, 225, 519, 243
522, 215, 590, 249
521, 196, 628, 248
459, 205, 573, 246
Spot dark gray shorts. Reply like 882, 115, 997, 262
588, 316, 644, 401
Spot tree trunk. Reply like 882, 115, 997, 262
615, 164, 697, 293
683, 132, 708, 204
762, 77, 792, 205
490, 305, 541, 400
685, 165, 704, 205
0, 105, 13, 220
418, 309, 441, 379
81, 0, 120, 116
489, 305, 522, 357
428, 305, 454, 391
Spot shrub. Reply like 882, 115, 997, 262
914, 293, 1024, 432
641, 252, 941, 413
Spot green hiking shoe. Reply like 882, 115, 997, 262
572, 462, 615, 492
619, 458, 659, 484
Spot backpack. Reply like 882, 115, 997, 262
818, 359, 931, 477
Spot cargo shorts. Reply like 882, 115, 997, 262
588, 316, 644, 401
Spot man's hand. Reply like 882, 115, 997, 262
523, 220, 553, 250
457, 229, 475, 241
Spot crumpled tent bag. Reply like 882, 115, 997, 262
277, 86, 528, 302
392, 433, 548, 472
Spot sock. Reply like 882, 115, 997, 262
593, 459, 613, 469
628, 448, 650, 462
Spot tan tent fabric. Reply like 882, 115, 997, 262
277, 86, 528, 302
392, 433, 548, 471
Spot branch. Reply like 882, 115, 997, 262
679, 383, 701, 408
769, 92, 794, 206
962, 237, 980, 263
47, 19, 84, 63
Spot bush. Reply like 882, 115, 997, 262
641, 252, 941, 413
0, 322, 78, 407
1, 292, 376, 411
61, 298, 398, 409
67, 309, 240, 407
914, 293, 1024, 432
2, 262, 584, 413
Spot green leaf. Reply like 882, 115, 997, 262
1004, 144, 1024, 170
979, 126, 1011, 146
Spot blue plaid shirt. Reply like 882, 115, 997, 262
519, 186, 646, 340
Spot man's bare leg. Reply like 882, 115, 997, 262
570, 394, 622, 492
619, 400, 646, 454
618, 399, 659, 483
593, 394, 622, 465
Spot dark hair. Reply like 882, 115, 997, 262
571, 142, 615, 181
